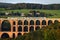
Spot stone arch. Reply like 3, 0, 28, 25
1, 20, 11, 31
18, 20, 22, 25
35, 26, 40, 30
24, 20, 28, 25
42, 20, 46, 25
1, 33, 9, 38
36, 20, 40, 25
13, 27, 16, 32
30, 20, 34, 25
13, 21, 15, 25
30, 26, 34, 32
23, 33, 27, 35
12, 33, 15, 38
24, 26, 28, 32
42, 26, 46, 29
18, 26, 22, 32
48, 20, 53, 25
54, 20, 59, 23
18, 33, 22, 37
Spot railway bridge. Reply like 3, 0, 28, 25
0, 17, 60, 38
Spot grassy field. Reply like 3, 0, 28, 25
0, 9, 60, 18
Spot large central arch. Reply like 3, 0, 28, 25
1, 20, 11, 31
1, 33, 9, 38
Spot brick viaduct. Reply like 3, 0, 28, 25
0, 17, 60, 38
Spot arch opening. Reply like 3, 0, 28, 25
18, 33, 22, 37
48, 20, 53, 25
13, 27, 16, 32
30, 26, 34, 32
30, 20, 34, 25
42, 26, 46, 29
24, 20, 28, 25
13, 21, 15, 25
23, 33, 27, 35
1, 20, 11, 31
54, 20, 59, 24
35, 26, 40, 30
1, 33, 9, 38
36, 20, 40, 25
18, 26, 22, 32
24, 26, 28, 32
42, 20, 46, 25
18, 20, 22, 25
13, 33, 15, 38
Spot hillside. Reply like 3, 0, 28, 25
0, 3, 60, 10
0, 3, 12, 8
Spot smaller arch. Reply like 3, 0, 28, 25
12, 33, 15, 38
59, 26, 60, 29
30, 26, 34, 32
54, 20, 59, 24
18, 20, 22, 25
42, 20, 46, 25
24, 20, 28, 25
13, 27, 16, 32
36, 20, 40, 25
24, 26, 28, 32
18, 26, 22, 32
1, 33, 9, 38
23, 33, 27, 35
18, 33, 22, 37
30, 20, 34, 25
35, 26, 40, 30
42, 26, 46, 29
48, 20, 53, 25
13, 21, 15, 25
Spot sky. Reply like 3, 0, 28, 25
0, 0, 60, 4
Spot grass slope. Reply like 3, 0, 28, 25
0, 9, 60, 18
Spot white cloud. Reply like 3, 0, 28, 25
0, 0, 60, 4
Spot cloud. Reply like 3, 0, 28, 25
0, 0, 60, 4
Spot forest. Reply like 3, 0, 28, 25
0, 3, 60, 10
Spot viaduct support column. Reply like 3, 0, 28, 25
15, 20, 18, 38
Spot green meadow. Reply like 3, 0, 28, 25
0, 9, 60, 18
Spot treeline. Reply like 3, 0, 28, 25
0, 3, 60, 10
0, 3, 12, 8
